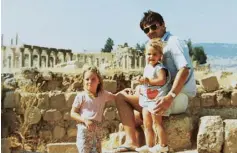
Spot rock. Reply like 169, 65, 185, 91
215, 90, 231, 106
24, 106, 42, 124
197, 116, 224, 153
49, 91, 66, 110
53, 126, 66, 139
1, 138, 11, 153
200, 76, 219, 92
67, 128, 77, 137
47, 143, 78, 153
231, 90, 237, 106
201, 93, 216, 107
43, 109, 62, 121
65, 92, 77, 108
103, 80, 117, 93
223, 119, 237, 153
163, 114, 193, 151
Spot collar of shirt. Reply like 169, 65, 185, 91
161, 31, 172, 42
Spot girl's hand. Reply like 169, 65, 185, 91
139, 77, 149, 84
84, 119, 96, 131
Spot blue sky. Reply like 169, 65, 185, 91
2, 0, 237, 52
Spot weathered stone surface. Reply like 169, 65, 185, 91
53, 126, 66, 139
36, 93, 49, 109
67, 127, 77, 137
200, 76, 219, 92
104, 107, 116, 121
231, 90, 237, 106
201, 93, 216, 107
47, 143, 78, 153
24, 106, 41, 124
200, 108, 237, 119
4, 91, 16, 108
187, 97, 201, 115
163, 114, 193, 151
39, 130, 52, 141
43, 109, 62, 121
103, 80, 117, 93
65, 92, 77, 108
1, 138, 11, 153
63, 112, 71, 120
223, 119, 237, 153
49, 92, 66, 110
197, 116, 223, 153
215, 90, 231, 106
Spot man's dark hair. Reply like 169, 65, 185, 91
140, 10, 164, 30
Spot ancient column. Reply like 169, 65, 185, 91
10, 48, 14, 69
19, 47, 24, 68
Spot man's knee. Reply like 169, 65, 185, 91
134, 110, 143, 127
170, 93, 188, 114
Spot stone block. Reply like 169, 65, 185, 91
200, 76, 219, 92
1, 138, 11, 153
103, 80, 117, 93
47, 143, 78, 153
163, 114, 193, 151
4, 91, 16, 108
67, 128, 77, 137
24, 106, 41, 124
215, 90, 231, 107
36, 93, 49, 109
64, 92, 77, 108
49, 92, 66, 110
201, 93, 216, 107
197, 116, 224, 153
53, 126, 66, 139
223, 119, 237, 153
200, 108, 237, 119
43, 109, 62, 121
187, 97, 201, 115
231, 90, 237, 106
39, 130, 52, 141
63, 112, 71, 120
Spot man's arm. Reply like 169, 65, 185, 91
153, 67, 189, 114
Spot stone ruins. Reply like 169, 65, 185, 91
1, 38, 145, 73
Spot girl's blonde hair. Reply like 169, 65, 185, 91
145, 38, 165, 55
82, 65, 103, 94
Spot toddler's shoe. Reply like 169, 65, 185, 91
135, 145, 149, 152
149, 144, 168, 153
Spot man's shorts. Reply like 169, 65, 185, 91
170, 92, 189, 114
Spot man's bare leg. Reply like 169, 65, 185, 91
134, 110, 145, 146
115, 92, 142, 148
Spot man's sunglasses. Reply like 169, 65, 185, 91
143, 24, 159, 34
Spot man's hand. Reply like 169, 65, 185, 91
84, 119, 96, 131
153, 95, 173, 115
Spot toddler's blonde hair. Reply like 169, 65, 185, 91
145, 38, 165, 55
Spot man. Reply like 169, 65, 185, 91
115, 10, 196, 152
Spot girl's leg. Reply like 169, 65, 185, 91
95, 123, 103, 153
142, 108, 155, 147
76, 124, 94, 153
151, 114, 167, 146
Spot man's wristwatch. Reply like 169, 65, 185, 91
169, 92, 176, 98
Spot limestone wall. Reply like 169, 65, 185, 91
1, 71, 237, 153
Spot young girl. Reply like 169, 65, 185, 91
135, 39, 171, 153
70, 65, 115, 153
